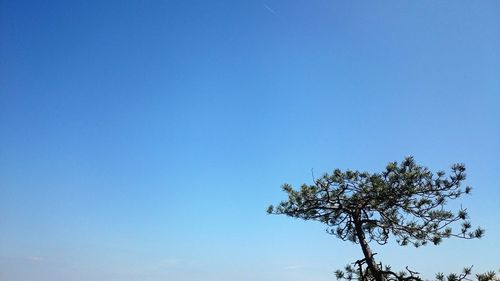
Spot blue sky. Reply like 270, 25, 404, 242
0, 1, 499, 280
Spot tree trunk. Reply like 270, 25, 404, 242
354, 218, 383, 281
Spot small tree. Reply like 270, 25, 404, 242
268, 157, 493, 281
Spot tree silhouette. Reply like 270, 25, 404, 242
268, 157, 494, 281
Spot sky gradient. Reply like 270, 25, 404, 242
1, 1, 499, 281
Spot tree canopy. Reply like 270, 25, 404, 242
268, 157, 494, 281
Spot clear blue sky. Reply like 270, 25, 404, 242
1, 1, 499, 280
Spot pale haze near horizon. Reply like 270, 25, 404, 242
1, 1, 499, 281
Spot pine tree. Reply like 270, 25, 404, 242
268, 157, 494, 281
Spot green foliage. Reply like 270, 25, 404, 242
432, 268, 499, 281
268, 157, 493, 281
476, 271, 499, 281
268, 157, 483, 247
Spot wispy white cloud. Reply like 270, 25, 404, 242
26, 256, 43, 262
159, 258, 185, 267
157, 258, 199, 269
284, 264, 307, 270
283, 263, 321, 271
263, 4, 279, 17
